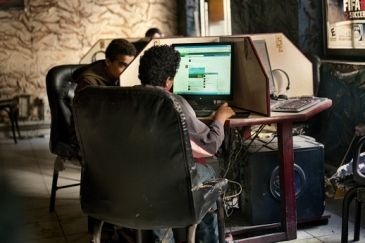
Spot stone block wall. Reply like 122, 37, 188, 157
0, 0, 177, 122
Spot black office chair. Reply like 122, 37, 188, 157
45, 64, 85, 212
304, 52, 321, 97
72, 85, 228, 243
341, 136, 365, 243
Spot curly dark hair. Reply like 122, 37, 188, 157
105, 39, 137, 61
138, 45, 181, 86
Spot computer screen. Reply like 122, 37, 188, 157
172, 42, 234, 105
252, 40, 276, 96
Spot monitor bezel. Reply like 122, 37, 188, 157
171, 42, 234, 104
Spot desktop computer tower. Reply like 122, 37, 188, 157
240, 135, 325, 225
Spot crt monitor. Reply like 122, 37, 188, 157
172, 42, 234, 106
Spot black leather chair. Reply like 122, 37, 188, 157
341, 136, 365, 243
72, 85, 228, 243
304, 52, 321, 97
46, 64, 85, 212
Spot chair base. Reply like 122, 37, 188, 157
49, 169, 80, 212
0, 99, 21, 144
88, 196, 226, 243
217, 196, 226, 243
341, 186, 365, 243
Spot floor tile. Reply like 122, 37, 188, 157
288, 238, 322, 243
2, 135, 365, 243
23, 236, 68, 243
60, 216, 88, 235
55, 203, 87, 221
65, 232, 92, 243
21, 220, 63, 241
316, 233, 343, 243
21, 207, 59, 224
17, 197, 51, 211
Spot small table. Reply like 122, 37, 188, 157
0, 98, 21, 143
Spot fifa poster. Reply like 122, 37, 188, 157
326, 0, 365, 49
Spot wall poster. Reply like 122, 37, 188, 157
325, 0, 365, 49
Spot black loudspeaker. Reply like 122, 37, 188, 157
240, 135, 325, 225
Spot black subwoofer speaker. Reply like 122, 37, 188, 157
240, 135, 325, 225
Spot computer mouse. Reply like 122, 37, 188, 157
277, 94, 288, 100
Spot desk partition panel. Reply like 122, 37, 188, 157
221, 36, 269, 116
248, 33, 313, 99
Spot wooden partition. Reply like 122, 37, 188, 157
119, 33, 313, 117
221, 36, 269, 116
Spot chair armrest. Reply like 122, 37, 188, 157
201, 178, 229, 200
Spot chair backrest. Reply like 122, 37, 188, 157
46, 64, 85, 157
72, 86, 209, 229
304, 52, 321, 96
353, 136, 365, 185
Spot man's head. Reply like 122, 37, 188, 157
145, 28, 164, 38
105, 38, 137, 80
138, 45, 180, 90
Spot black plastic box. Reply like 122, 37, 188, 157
240, 135, 325, 225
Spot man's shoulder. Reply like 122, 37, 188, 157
72, 61, 106, 81
74, 61, 112, 87
170, 93, 190, 107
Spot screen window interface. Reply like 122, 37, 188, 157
173, 43, 232, 97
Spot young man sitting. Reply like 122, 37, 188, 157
137, 44, 236, 243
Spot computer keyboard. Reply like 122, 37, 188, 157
195, 110, 213, 117
192, 105, 220, 111
192, 104, 219, 117
271, 98, 321, 112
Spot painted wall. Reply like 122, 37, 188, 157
0, 0, 177, 121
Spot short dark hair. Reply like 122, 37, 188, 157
138, 45, 181, 86
105, 39, 137, 61
145, 28, 162, 37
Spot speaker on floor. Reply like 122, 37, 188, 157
240, 135, 325, 225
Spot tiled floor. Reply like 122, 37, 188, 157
1, 135, 365, 243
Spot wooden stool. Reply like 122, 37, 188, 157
0, 98, 21, 143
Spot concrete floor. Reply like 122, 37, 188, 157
1, 135, 365, 243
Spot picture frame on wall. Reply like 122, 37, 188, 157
0, 0, 24, 11
323, 0, 365, 61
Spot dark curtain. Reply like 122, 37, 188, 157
231, 0, 298, 46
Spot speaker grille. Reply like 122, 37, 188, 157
240, 135, 325, 225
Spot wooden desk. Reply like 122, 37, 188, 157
201, 98, 332, 242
